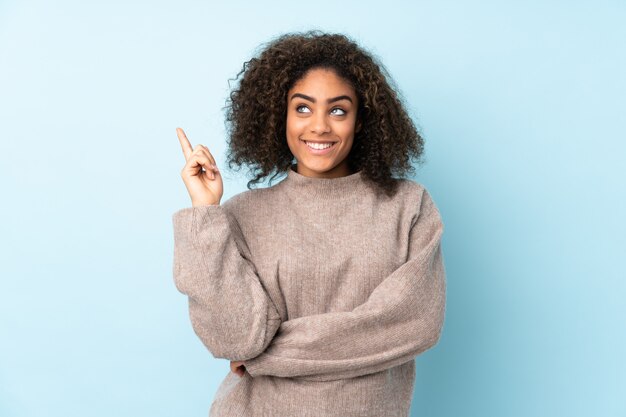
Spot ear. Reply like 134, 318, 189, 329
355, 119, 362, 133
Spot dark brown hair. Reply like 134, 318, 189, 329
223, 30, 425, 197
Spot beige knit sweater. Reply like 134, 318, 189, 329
172, 164, 446, 417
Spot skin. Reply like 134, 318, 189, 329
176, 68, 363, 379
231, 360, 246, 377
286, 68, 361, 178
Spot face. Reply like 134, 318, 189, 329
285, 67, 361, 178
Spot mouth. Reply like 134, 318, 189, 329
300, 139, 338, 155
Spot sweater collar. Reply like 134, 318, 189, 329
280, 164, 370, 200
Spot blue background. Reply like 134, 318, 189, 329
1, 1, 624, 416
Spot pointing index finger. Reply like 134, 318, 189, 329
176, 127, 193, 160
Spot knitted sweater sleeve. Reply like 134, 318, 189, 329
172, 204, 282, 361
243, 189, 446, 382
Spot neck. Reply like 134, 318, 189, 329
294, 162, 355, 179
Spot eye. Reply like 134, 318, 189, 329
331, 107, 346, 116
296, 105, 311, 113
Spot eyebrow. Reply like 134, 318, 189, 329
290, 93, 353, 104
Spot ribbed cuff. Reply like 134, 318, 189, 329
243, 352, 272, 378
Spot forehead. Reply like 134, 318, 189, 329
289, 68, 356, 96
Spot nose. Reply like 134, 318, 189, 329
310, 111, 331, 135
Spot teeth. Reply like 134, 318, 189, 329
305, 141, 334, 150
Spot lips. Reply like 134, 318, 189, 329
301, 139, 337, 155
301, 139, 338, 144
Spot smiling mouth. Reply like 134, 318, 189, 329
302, 140, 337, 150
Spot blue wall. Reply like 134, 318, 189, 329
1, 1, 624, 416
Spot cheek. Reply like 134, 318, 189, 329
286, 117, 296, 135
336, 120, 357, 138
286, 116, 304, 135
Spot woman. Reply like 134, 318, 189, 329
173, 30, 446, 417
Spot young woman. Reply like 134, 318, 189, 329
173, 30, 446, 417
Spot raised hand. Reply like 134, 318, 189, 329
176, 127, 223, 206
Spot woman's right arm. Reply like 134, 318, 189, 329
173, 128, 281, 361
172, 203, 282, 361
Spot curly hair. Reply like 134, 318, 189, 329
223, 30, 425, 198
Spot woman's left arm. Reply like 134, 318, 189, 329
243, 188, 446, 381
